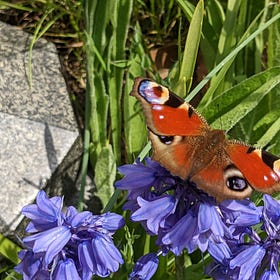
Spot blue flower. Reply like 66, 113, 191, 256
22, 190, 64, 232
116, 157, 280, 279
15, 190, 124, 279
219, 199, 262, 239
116, 157, 234, 278
115, 158, 176, 201
53, 258, 81, 280
23, 225, 71, 267
260, 270, 280, 280
129, 252, 159, 280
207, 194, 280, 279
116, 158, 227, 255
131, 195, 177, 234
230, 244, 266, 279
14, 249, 49, 279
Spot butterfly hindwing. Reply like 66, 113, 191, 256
226, 142, 280, 194
148, 130, 202, 180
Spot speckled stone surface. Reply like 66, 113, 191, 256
0, 22, 79, 232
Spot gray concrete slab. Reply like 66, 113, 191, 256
0, 21, 79, 232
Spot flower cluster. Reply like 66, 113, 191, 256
15, 190, 125, 280
207, 195, 280, 280
115, 157, 280, 280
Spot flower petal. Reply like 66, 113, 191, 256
260, 270, 280, 280
263, 194, 280, 224
22, 191, 64, 232
96, 212, 125, 232
129, 253, 159, 280
91, 233, 123, 277
161, 213, 198, 255
78, 241, 96, 279
53, 259, 81, 280
23, 226, 71, 266
230, 244, 265, 279
131, 196, 176, 234
221, 199, 262, 227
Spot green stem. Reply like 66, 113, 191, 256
175, 254, 185, 280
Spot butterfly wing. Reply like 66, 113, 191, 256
226, 142, 280, 194
190, 151, 254, 201
130, 77, 280, 201
149, 128, 254, 201
131, 77, 209, 180
148, 130, 203, 179
130, 78, 209, 136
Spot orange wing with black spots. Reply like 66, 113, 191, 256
131, 78, 209, 136
225, 142, 280, 194
130, 77, 280, 201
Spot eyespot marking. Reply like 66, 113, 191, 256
224, 165, 249, 192
138, 80, 168, 104
154, 86, 163, 97
158, 135, 174, 145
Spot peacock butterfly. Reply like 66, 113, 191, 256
130, 77, 280, 201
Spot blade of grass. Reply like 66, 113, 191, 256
0, 234, 21, 265
215, 0, 241, 63
78, 44, 92, 210
201, 0, 225, 70
267, 4, 280, 68
257, 117, 280, 147
198, 6, 277, 106
189, 10, 280, 104
210, 74, 280, 131
0, 1, 32, 11
123, 23, 151, 161
85, 33, 107, 71
172, 0, 204, 96
200, 67, 280, 122
28, 10, 63, 88
109, 0, 133, 164
78, 0, 98, 210
175, 0, 195, 22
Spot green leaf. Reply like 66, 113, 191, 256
0, 1, 32, 11
94, 75, 109, 147
215, 0, 241, 63
201, 0, 225, 70
109, 0, 133, 164
253, 109, 280, 133
171, 0, 204, 96
175, 0, 195, 22
208, 72, 280, 132
88, 0, 114, 58
257, 116, 280, 147
200, 67, 280, 123
123, 23, 151, 161
124, 77, 148, 160
269, 130, 280, 156
268, 5, 280, 68
94, 145, 116, 209
0, 233, 21, 264
194, 9, 280, 106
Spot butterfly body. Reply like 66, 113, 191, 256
130, 77, 280, 201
